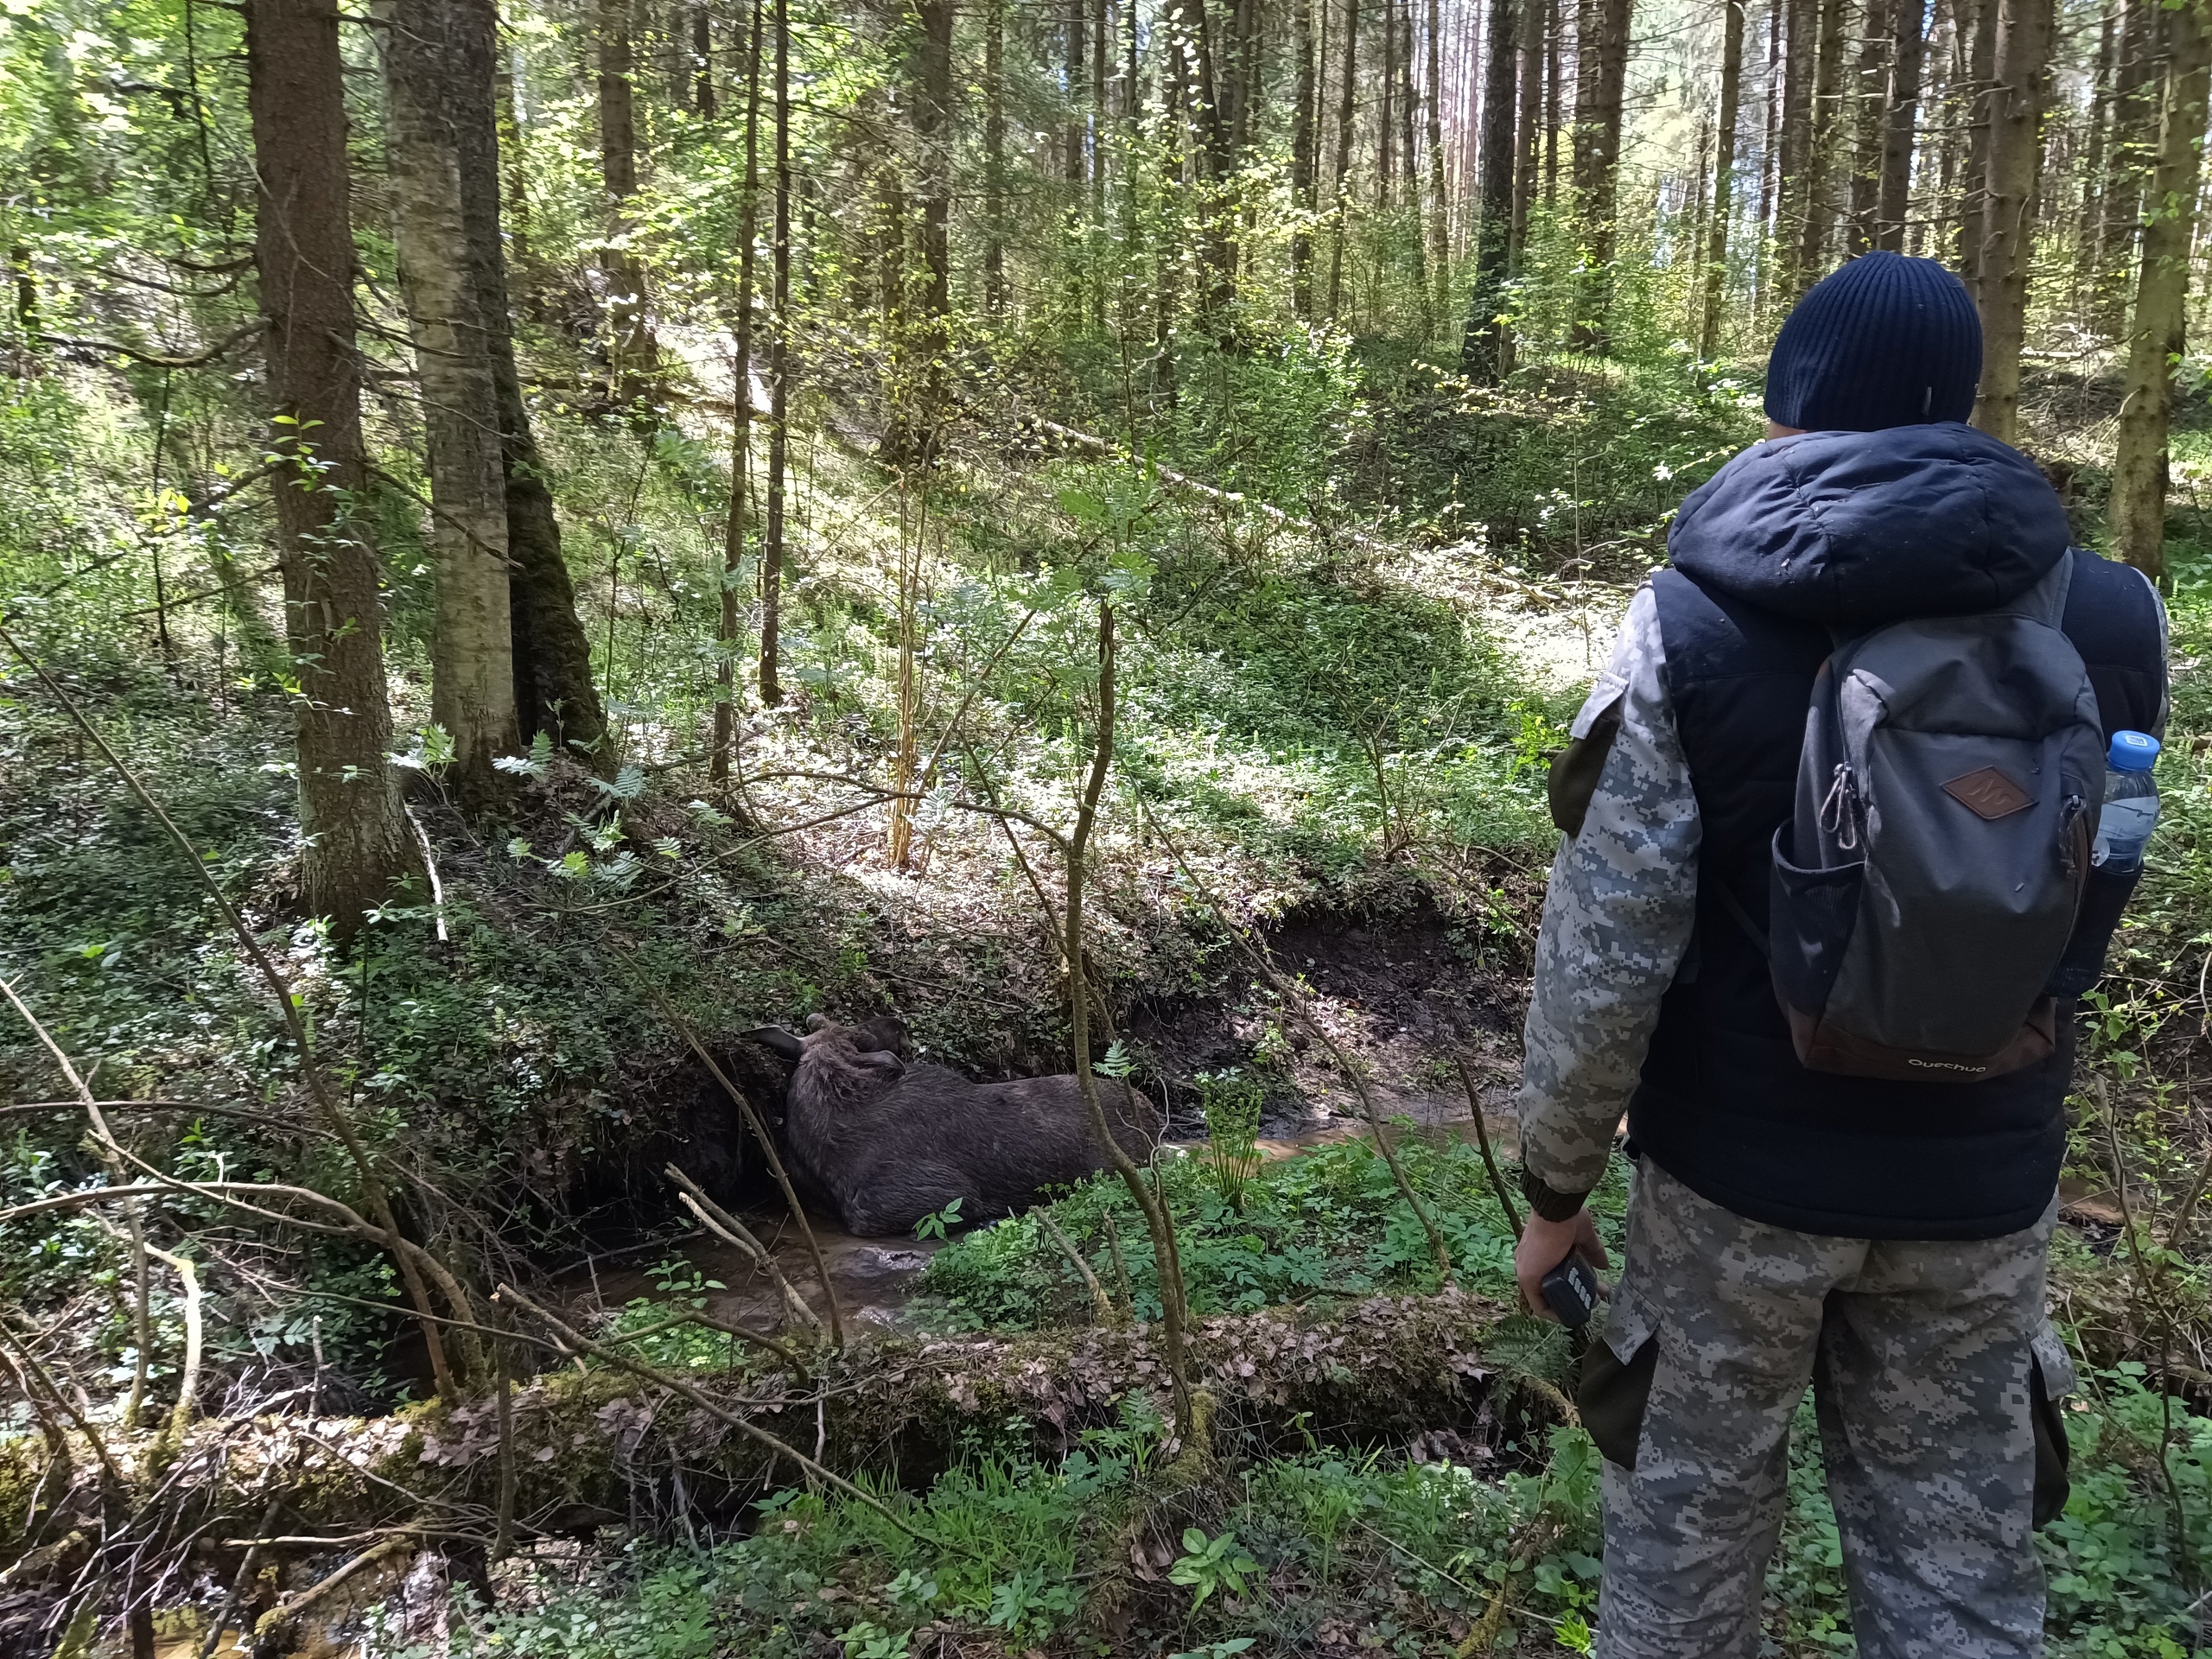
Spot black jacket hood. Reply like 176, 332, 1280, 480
1668, 422, 2072, 628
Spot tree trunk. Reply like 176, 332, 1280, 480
1876, 0, 1928, 248
759, 0, 790, 706
1758, 0, 1782, 308
1778, 0, 1816, 292
451, 0, 605, 757
1381, 0, 1397, 204
1463, 0, 1518, 378
598, 0, 657, 408
2109, 0, 2209, 581
1543, 0, 1560, 200
1293, 0, 1319, 313
1178, 0, 1238, 320
245, 0, 407, 938
2097, 0, 2162, 333
1326, 0, 1361, 315
1511, 0, 1542, 265
690, 1, 715, 115
1066, 0, 1088, 195
1969, 0, 2052, 444
1957, 0, 2000, 289
1570, 0, 1631, 347
386, 0, 519, 798
880, 0, 952, 467
985, 0, 1007, 313
1093, 0, 1110, 270
1796, 0, 1845, 284
1846, 0, 1891, 256
1399, 0, 1421, 225
711, 0, 764, 784
1700, 0, 1744, 357
1427, 0, 1450, 311
2075, 1, 2116, 294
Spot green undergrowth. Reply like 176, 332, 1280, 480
913, 1134, 1630, 1334
420, 1364, 2206, 1658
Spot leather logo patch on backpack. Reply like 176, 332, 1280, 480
1942, 766, 2034, 821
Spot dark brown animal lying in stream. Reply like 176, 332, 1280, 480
742, 1014, 1162, 1237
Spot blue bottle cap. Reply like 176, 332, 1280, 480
2109, 730, 2162, 772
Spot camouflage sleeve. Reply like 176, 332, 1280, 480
1517, 582, 1701, 1214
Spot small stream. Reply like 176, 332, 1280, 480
566, 1091, 1521, 1333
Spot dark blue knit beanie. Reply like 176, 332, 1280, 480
1764, 252, 1982, 431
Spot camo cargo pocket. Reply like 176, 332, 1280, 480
2031, 1323, 2077, 1530
1580, 1285, 1659, 1471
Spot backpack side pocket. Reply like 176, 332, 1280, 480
1768, 824, 1866, 1051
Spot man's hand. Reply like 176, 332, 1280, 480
1514, 1207, 1610, 1322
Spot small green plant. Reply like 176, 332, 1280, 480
1196, 1069, 1265, 1211
1168, 1527, 1261, 1610
914, 1197, 965, 1242
837, 1624, 911, 1659
1169, 1642, 1256, 1659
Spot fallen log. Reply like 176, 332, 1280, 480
1, 1289, 1510, 1614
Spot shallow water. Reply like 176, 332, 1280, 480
568, 1096, 1521, 1333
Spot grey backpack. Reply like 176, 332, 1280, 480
1764, 550, 2104, 1080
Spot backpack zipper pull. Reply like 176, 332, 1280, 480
1820, 763, 1861, 853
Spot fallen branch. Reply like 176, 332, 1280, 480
32, 321, 257, 369
142, 1242, 202, 1446
1037, 1208, 1119, 1326
1447, 1048, 1522, 1239
613, 964, 844, 1348
251, 1533, 418, 1644
666, 1166, 823, 1339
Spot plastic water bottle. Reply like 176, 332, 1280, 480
2093, 730, 2163, 873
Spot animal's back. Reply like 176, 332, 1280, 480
842, 1066, 1157, 1217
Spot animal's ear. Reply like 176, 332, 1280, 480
854, 1014, 912, 1058
853, 1050, 906, 1076
740, 1027, 805, 1061
804, 1013, 833, 1033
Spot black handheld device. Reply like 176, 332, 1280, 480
1540, 1253, 1601, 1330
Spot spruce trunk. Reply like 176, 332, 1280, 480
1293, 0, 1319, 314
1463, 0, 1518, 378
1700, 0, 1744, 358
759, 0, 791, 706
2109, 0, 2211, 581
1970, 0, 2052, 444
246, 0, 408, 938
712, 0, 765, 784
1877, 0, 1929, 249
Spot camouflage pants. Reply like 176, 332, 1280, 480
1592, 1160, 2068, 1659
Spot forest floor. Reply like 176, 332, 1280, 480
10, 349, 2212, 1656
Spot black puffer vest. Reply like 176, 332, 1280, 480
1632, 426, 2166, 1240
